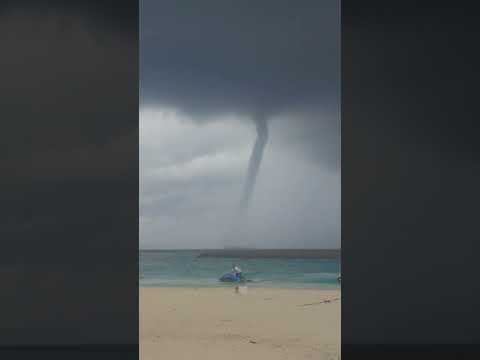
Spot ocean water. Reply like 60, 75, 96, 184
140, 250, 341, 289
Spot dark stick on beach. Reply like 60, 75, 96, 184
299, 298, 340, 307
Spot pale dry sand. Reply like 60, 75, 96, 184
140, 287, 340, 360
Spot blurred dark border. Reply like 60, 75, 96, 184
0, 0, 138, 358
343, 345, 480, 360
0, 345, 137, 360
342, 0, 480, 358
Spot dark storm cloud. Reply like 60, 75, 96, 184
275, 106, 340, 171
141, 0, 339, 118
140, 1, 340, 249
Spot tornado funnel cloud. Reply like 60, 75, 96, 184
240, 115, 269, 213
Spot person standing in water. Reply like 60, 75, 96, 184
232, 264, 242, 281
232, 264, 245, 294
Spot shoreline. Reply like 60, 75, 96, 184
140, 286, 341, 292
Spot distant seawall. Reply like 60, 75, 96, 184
197, 249, 340, 260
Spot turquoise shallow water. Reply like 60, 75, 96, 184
140, 250, 341, 289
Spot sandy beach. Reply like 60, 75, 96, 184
140, 287, 340, 360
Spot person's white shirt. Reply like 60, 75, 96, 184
233, 265, 241, 274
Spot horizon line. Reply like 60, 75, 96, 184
140, 248, 341, 251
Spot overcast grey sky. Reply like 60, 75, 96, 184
140, 0, 340, 249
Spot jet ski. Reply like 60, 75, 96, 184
219, 265, 247, 283
219, 272, 243, 282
